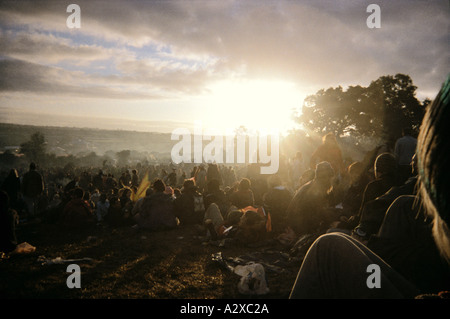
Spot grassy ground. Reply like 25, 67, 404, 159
0, 220, 301, 299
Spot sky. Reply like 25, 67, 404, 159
0, 0, 448, 135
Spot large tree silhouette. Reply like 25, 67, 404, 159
295, 74, 428, 145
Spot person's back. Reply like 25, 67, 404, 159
286, 181, 326, 235
173, 179, 204, 225
0, 191, 18, 254
263, 175, 293, 232
395, 129, 417, 184
367, 195, 450, 294
358, 153, 398, 212
22, 165, 44, 199
135, 191, 177, 230
394, 131, 417, 166
310, 134, 345, 177
286, 162, 336, 236
62, 188, 95, 228
230, 178, 254, 209
1, 169, 21, 210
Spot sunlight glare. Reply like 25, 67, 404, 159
201, 79, 304, 135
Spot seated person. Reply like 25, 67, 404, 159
286, 161, 340, 237
262, 174, 293, 233
229, 178, 255, 209
289, 77, 450, 299
61, 187, 95, 229
133, 179, 178, 231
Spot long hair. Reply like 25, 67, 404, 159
416, 74, 450, 263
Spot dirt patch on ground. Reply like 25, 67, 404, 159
0, 220, 301, 299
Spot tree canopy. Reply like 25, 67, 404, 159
19, 131, 47, 163
294, 74, 429, 146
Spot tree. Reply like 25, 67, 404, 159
295, 74, 427, 146
20, 131, 47, 163
116, 150, 131, 166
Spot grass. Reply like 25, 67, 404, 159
0, 219, 301, 299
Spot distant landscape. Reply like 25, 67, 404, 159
0, 122, 174, 157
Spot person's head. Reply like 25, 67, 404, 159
322, 133, 337, 146
238, 178, 251, 191
374, 153, 397, 180
402, 127, 412, 137
8, 169, 18, 179
145, 187, 153, 197
298, 169, 315, 187
72, 187, 84, 199
417, 76, 450, 263
348, 161, 364, 184
182, 179, 196, 192
152, 179, 166, 193
29, 162, 36, 170
314, 162, 334, 191
204, 193, 218, 208
100, 193, 107, 202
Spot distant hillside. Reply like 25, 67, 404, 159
0, 123, 174, 156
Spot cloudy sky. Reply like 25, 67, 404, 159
0, 0, 448, 134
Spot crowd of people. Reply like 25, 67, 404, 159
1, 78, 450, 299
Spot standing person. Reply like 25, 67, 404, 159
194, 165, 207, 193
207, 163, 223, 187
1, 169, 21, 212
394, 127, 417, 184
167, 168, 177, 187
310, 133, 345, 178
21, 162, 44, 219
0, 190, 18, 254
131, 169, 139, 188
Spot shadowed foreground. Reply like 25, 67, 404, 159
0, 220, 300, 299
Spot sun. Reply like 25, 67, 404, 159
200, 79, 304, 135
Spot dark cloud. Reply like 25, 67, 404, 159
0, 0, 448, 99
0, 58, 162, 99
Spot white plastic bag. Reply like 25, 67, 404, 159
234, 263, 269, 295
